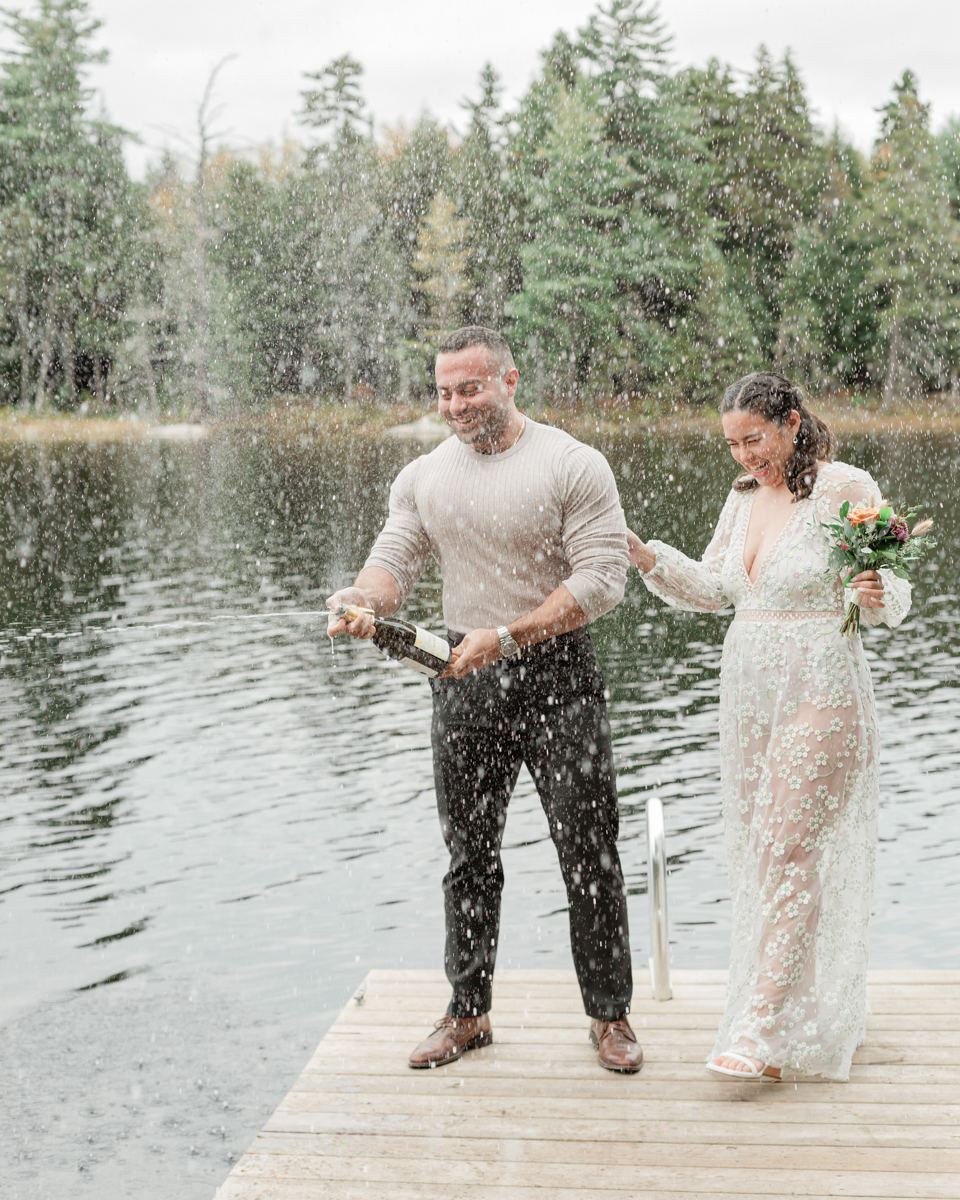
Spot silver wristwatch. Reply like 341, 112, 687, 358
497, 625, 520, 658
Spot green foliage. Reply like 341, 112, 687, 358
777, 133, 877, 389
4, 0, 960, 413
576, 0, 690, 220
509, 5, 757, 403
865, 72, 960, 400
413, 190, 469, 344
0, 0, 150, 409
510, 79, 634, 400
210, 152, 313, 399
214, 73, 407, 404
939, 117, 960, 218
307, 136, 406, 403
299, 55, 371, 148
681, 49, 828, 358
380, 116, 451, 269
450, 64, 522, 329
378, 116, 452, 392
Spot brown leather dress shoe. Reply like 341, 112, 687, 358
590, 1017, 644, 1073
408, 1013, 492, 1069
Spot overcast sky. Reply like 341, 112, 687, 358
73, 0, 960, 175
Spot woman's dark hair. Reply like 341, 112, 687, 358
719, 371, 832, 502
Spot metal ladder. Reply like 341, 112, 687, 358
646, 796, 672, 1001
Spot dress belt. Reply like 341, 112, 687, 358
734, 609, 843, 622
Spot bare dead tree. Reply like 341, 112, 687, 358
188, 55, 236, 422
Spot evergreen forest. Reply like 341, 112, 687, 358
3, 0, 960, 416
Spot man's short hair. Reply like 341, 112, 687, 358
437, 326, 516, 374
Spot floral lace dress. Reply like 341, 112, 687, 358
641, 461, 911, 1079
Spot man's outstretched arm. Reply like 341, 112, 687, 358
327, 457, 429, 639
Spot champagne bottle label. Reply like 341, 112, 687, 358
414, 627, 451, 663
399, 656, 438, 677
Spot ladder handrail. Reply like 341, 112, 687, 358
646, 796, 672, 1000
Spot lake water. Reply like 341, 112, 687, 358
2, 423, 958, 1197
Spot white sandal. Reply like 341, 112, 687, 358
706, 1051, 781, 1082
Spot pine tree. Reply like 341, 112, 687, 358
574, 1, 681, 388
412, 191, 469, 346
682, 49, 828, 358
450, 64, 521, 328
510, 81, 633, 401
379, 116, 451, 270
300, 55, 370, 143
297, 58, 406, 403
777, 133, 876, 390
212, 59, 410, 407
865, 72, 960, 401
578, 2, 758, 396
0, 0, 145, 408
210, 148, 312, 400
0, 196, 40, 407
76, 123, 156, 408
377, 117, 451, 394
576, 0, 681, 214
312, 139, 405, 403
508, 32, 581, 219
147, 141, 235, 417
937, 116, 960, 220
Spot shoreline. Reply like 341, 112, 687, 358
0, 413, 211, 443
540, 400, 960, 439
2, 398, 959, 443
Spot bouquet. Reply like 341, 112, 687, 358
821, 500, 935, 636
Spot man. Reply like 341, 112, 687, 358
328, 327, 641, 1073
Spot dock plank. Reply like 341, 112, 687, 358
224, 1155, 960, 1197
239, 1135, 959, 1172
252, 1124, 960, 1151
266, 1094, 960, 1127
217, 1184, 914, 1200
217, 970, 960, 1199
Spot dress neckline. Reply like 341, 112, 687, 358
739, 490, 807, 591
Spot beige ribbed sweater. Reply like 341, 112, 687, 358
363, 417, 628, 632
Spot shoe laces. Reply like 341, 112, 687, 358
602, 1018, 636, 1044
434, 1014, 477, 1033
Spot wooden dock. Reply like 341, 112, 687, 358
217, 969, 960, 1199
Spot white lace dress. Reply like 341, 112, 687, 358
640, 461, 911, 1079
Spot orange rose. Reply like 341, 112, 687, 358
847, 505, 881, 526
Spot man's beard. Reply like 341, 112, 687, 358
446, 404, 510, 447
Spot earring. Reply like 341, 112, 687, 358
793, 435, 798, 444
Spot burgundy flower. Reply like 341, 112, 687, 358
888, 516, 909, 544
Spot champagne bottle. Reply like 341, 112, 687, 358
330, 603, 451, 678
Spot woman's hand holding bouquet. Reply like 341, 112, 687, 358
822, 501, 935, 635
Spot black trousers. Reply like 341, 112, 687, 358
430, 628, 633, 1021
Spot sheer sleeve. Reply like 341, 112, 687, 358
639, 488, 741, 613
814, 462, 913, 629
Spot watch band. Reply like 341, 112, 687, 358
496, 625, 520, 658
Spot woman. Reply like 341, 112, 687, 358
628, 372, 911, 1082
